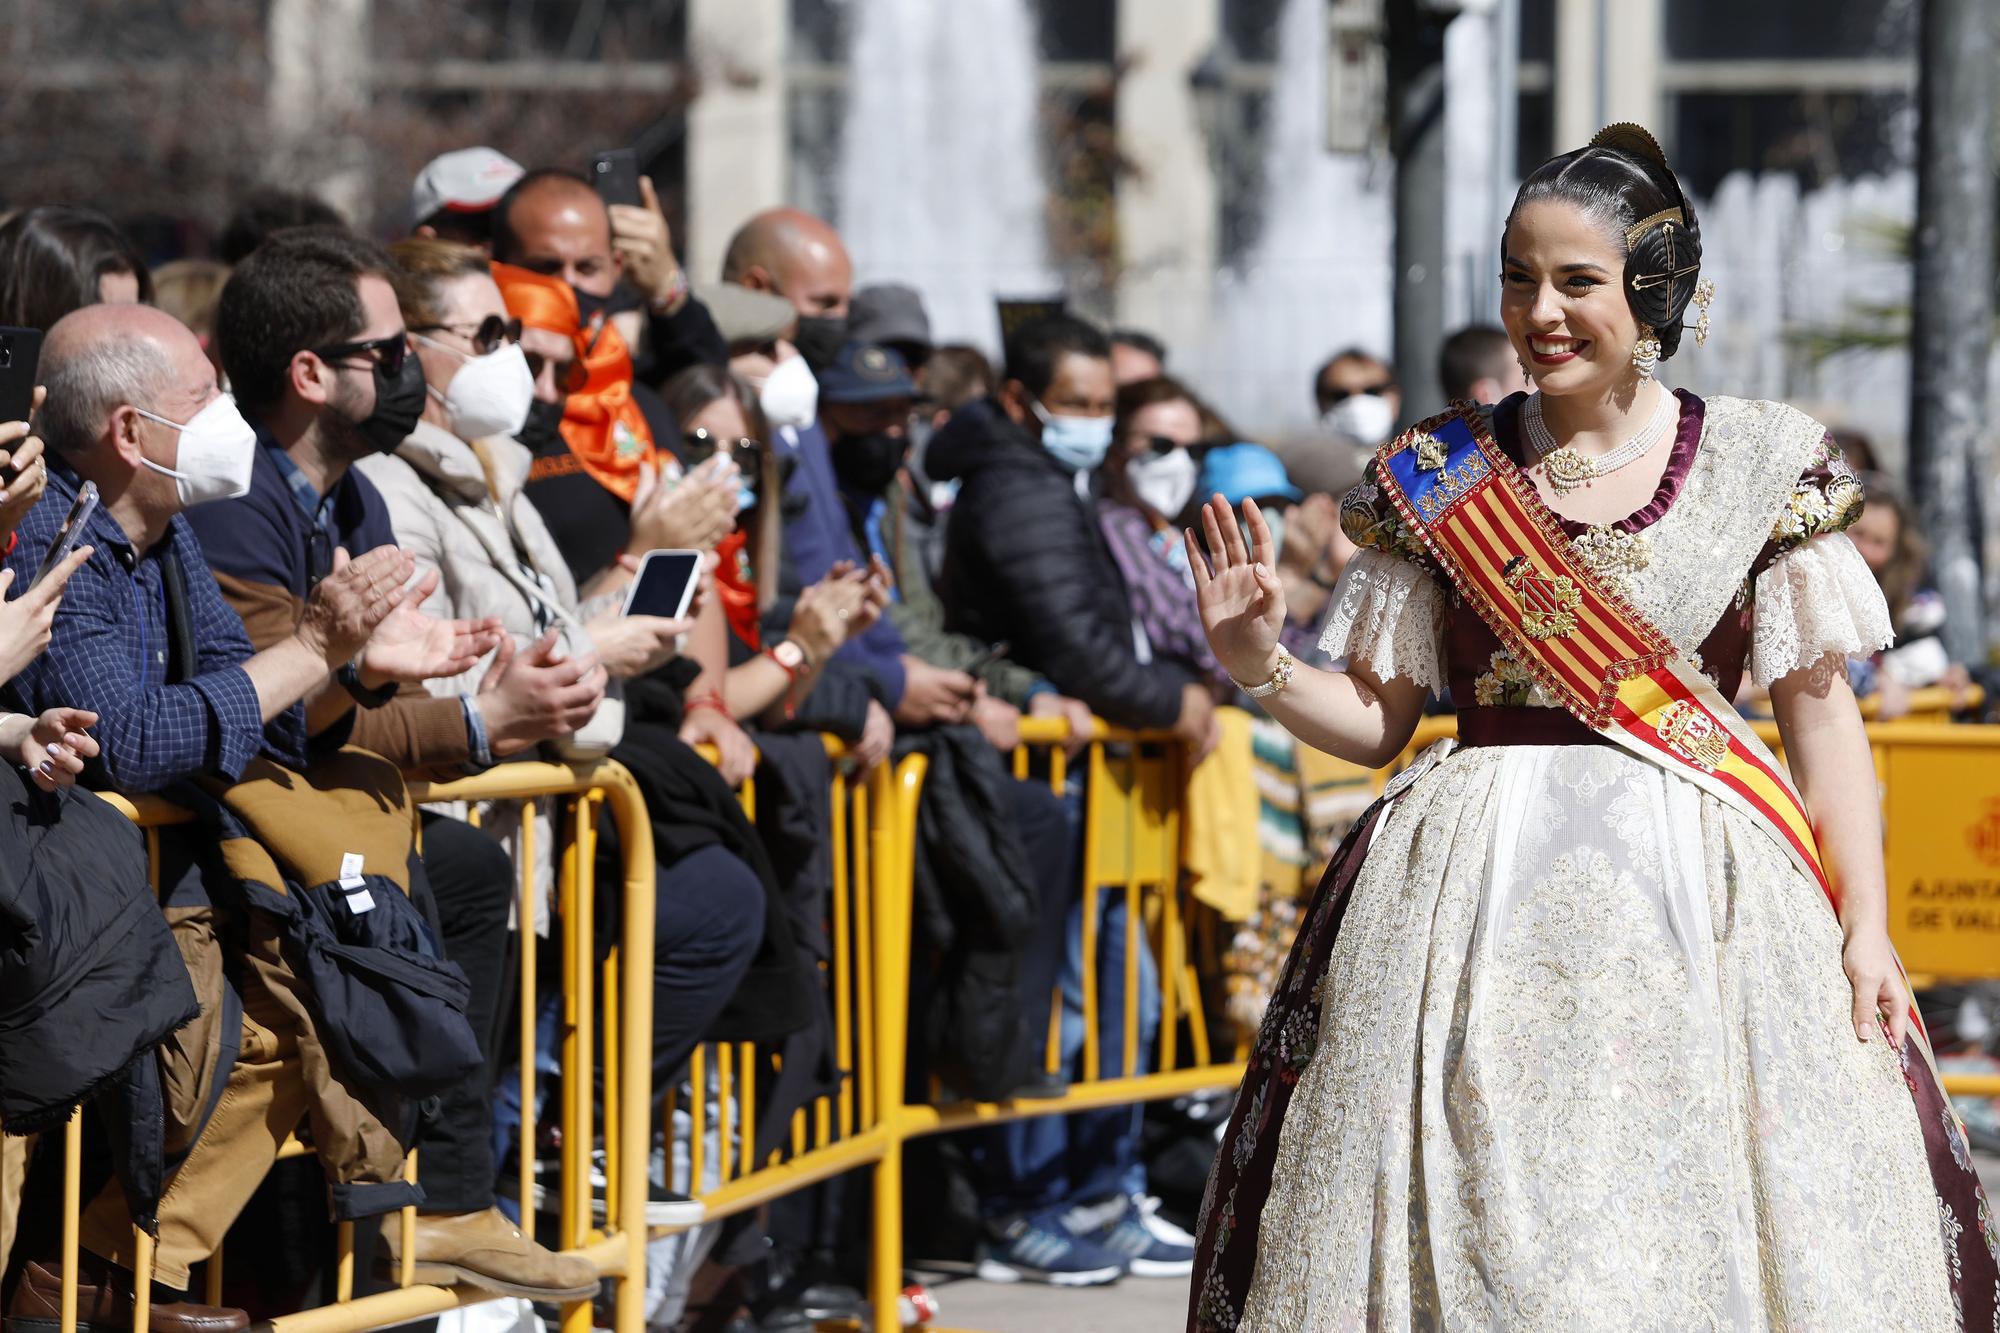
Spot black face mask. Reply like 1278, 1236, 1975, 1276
515, 397, 566, 455
360, 350, 428, 454
572, 281, 645, 327
793, 314, 847, 374
830, 429, 907, 497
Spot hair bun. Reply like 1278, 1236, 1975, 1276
1589, 123, 1669, 171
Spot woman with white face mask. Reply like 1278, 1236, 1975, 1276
1095, 376, 1234, 693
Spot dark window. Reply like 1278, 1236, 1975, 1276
1665, 0, 1911, 60
1222, 0, 1289, 63
1670, 91, 1908, 194
1519, 0, 1554, 63
1035, 0, 1115, 63
790, 0, 846, 63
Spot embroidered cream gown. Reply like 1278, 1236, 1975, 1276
1228, 395, 1968, 1330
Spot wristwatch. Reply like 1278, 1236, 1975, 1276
338, 661, 398, 709
766, 639, 808, 680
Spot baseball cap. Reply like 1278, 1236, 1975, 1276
1197, 443, 1304, 506
698, 282, 799, 349
411, 147, 525, 224
819, 342, 918, 405
849, 284, 932, 352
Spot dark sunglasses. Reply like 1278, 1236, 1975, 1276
682, 428, 761, 471
313, 332, 410, 377
524, 348, 589, 394
410, 315, 522, 356
1321, 380, 1396, 406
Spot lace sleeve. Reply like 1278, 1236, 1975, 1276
1318, 548, 1448, 691
1750, 533, 1893, 687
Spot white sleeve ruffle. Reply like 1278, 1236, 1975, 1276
1750, 533, 1894, 687
1318, 548, 1448, 691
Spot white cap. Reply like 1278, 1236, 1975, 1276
410, 147, 525, 224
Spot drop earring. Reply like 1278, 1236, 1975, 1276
1631, 326, 1661, 382
1691, 279, 1716, 347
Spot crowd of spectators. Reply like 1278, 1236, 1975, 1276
0, 146, 1976, 1333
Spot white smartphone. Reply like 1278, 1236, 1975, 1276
621, 548, 703, 621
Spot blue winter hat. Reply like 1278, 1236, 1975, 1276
1197, 443, 1304, 505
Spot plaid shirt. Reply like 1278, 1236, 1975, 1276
1097, 499, 1233, 691
2, 465, 308, 794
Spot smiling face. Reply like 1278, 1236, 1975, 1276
1500, 200, 1644, 401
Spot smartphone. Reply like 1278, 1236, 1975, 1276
0, 327, 44, 430
589, 149, 643, 209
622, 549, 703, 621
31, 481, 97, 588
963, 639, 1010, 675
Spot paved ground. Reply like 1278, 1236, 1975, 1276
921, 1274, 1187, 1333
909, 1151, 2000, 1332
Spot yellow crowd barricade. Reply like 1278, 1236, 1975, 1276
21, 698, 2000, 1333
22, 760, 657, 1333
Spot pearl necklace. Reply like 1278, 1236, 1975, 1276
1523, 389, 1677, 496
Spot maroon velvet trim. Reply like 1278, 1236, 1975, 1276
1897, 1036, 2000, 1324
1492, 388, 1704, 537
1457, 705, 1614, 749
1188, 798, 1389, 1331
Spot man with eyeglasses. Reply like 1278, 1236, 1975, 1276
188, 227, 600, 1302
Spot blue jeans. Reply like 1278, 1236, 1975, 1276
973, 782, 1162, 1220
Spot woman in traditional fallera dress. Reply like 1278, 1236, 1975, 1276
1186, 124, 2000, 1331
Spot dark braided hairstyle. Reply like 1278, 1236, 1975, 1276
1504, 124, 1704, 360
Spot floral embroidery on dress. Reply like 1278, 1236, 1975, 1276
1340, 461, 1432, 567
1771, 433, 1865, 547
1472, 650, 1534, 707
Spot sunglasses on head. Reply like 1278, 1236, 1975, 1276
313, 332, 410, 377
410, 314, 522, 356
1321, 380, 1395, 406
682, 428, 761, 471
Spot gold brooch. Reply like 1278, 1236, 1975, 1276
1503, 556, 1581, 641
1413, 434, 1448, 472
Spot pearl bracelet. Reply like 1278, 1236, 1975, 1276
1234, 644, 1294, 699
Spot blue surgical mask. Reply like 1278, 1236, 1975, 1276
1032, 399, 1114, 472
1242, 508, 1287, 561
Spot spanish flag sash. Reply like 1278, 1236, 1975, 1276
1375, 403, 1925, 1036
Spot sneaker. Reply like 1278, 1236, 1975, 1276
1090, 1197, 1195, 1278
974, 1211, 1125, 1287
1133, 1193, 1198, 1248
510, 1148, 707, 1229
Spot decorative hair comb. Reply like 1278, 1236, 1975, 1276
1590, 122, 1669, 169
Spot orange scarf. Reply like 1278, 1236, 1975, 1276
713, 528, 760, 650
492, 262, 657, 503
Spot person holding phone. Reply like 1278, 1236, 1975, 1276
366, 242, 822, 1240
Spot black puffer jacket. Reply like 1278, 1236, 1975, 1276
931, 399, 1192, 729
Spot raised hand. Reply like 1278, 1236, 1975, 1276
359, 567, 505, 684
0, 544, 92, 685
298, 546, 418, 668
1187, 494, 1287, 686
475, 631, 608, 757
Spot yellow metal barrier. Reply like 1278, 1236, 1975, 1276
29, 709, 1999, 1333
28, 761, 657, 1333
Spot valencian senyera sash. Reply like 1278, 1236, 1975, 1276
1379, 403, 1927, 1033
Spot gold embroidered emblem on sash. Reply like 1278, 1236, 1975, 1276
1502, 556, 1581, 641
1655, 699, 1730, 772
1413, 433, 1449, 472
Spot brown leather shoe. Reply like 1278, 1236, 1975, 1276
6, 1259, 248, 1333
379, 1207, 599, 1301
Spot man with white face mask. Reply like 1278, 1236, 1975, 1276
192, 228, 607, 1303
3, 304, 444, 1329
1313, 347, 1401, 465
